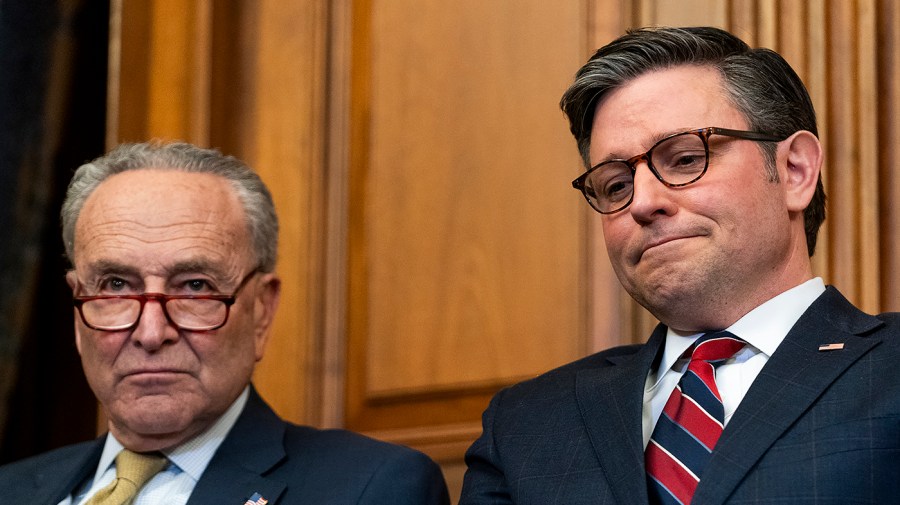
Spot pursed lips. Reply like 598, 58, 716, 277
637, 233, 702, 262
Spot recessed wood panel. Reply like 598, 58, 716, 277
347, 0, 587, 428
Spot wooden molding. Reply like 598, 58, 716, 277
364, 422, 483, 463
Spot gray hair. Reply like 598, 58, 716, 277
61, 141, 279, 271
560, 26, 825, 256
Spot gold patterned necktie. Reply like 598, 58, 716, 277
84, 449, 168, 505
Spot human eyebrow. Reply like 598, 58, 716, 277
594, 128, 695, 164
657, 127, 699, 140
81, 260, 141, 280
165, 261, 234, 286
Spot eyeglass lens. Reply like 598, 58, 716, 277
80, 297, 228, 331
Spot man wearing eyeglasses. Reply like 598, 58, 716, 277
462, 26, 900, 504
0, 142, 449, 504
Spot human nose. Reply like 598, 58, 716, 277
627, 160, 677, 221
130, 299, 179, 351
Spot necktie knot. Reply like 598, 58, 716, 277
115, 450, 167, 488
84, 449, 168, 505
688, 331, 746, 365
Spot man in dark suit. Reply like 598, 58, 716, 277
461, 26, 900, 504
0, 142, 449, 504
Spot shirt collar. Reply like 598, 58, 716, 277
93, 386, 250, 483
650, 277, 826, 387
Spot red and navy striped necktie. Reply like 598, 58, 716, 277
646, 331, 747, 504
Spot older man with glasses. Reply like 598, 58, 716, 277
0, 142, 449, 504
461, 26, 900, 504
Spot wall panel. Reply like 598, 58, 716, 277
879, 0, 900, 311
345, 0, 588, 440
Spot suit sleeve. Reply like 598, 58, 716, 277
459, 389, 514, 505
357, 446, 450, 505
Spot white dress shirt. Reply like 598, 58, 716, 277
641, 278, 826, 447
60, 387, 250, 505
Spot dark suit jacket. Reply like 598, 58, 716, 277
461, 287, 900, 504
0, 387, 450, 504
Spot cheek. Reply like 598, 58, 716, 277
76, 329, 114, 362
195, 328, 255, 369
80, 332, 137, 382
601, 219, 630, 262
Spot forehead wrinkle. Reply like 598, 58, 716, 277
77, 213, 242, 249
73, 169, 254, 279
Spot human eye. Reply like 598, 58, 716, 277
603, 176, 633, 201
181, 278, 216, 294
670, 152, 706, 172
97, 276, 135, 294
654, 136, 706, 177
590, 163, 633, 203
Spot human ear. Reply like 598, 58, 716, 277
252, 273, 281, 361
779, 130, 823, 212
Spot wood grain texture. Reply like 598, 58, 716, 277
878, 0, 900, 311
237, 0, 330, 426
826, 0, 864, 306
346, 0, 586, 430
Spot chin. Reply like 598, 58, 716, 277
112, 395, 198, 434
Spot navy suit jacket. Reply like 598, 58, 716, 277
0, 387, 450, 504
461, 287, 900, 504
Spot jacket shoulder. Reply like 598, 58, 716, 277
282, 424, 431, 462
501, 343, 644, 396
0, 439, 101, 499
0, 439, 98, 476
277, 425, 450, 504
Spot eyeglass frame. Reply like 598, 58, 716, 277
72, 268, 261, 332
571, 127, 787, 214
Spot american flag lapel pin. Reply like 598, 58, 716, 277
244, 492, 268, 505
818, 342, 845, 351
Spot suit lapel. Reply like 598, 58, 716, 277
30, 437, 104, 504
694, 287, 884, 504
576, 325, 666, 504
187, 386, 287, 505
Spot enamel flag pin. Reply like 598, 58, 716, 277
818, 343, 845, 351
244, 493, 268, 505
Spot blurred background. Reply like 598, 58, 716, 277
1, 0, 898, 500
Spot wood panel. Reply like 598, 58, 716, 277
638, 0, 727, 27
879, 0, 900, 311
232, 0, 330, 427
345, 0, 587, 435
824, 2, 877, 310
108, 0, 211, 145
